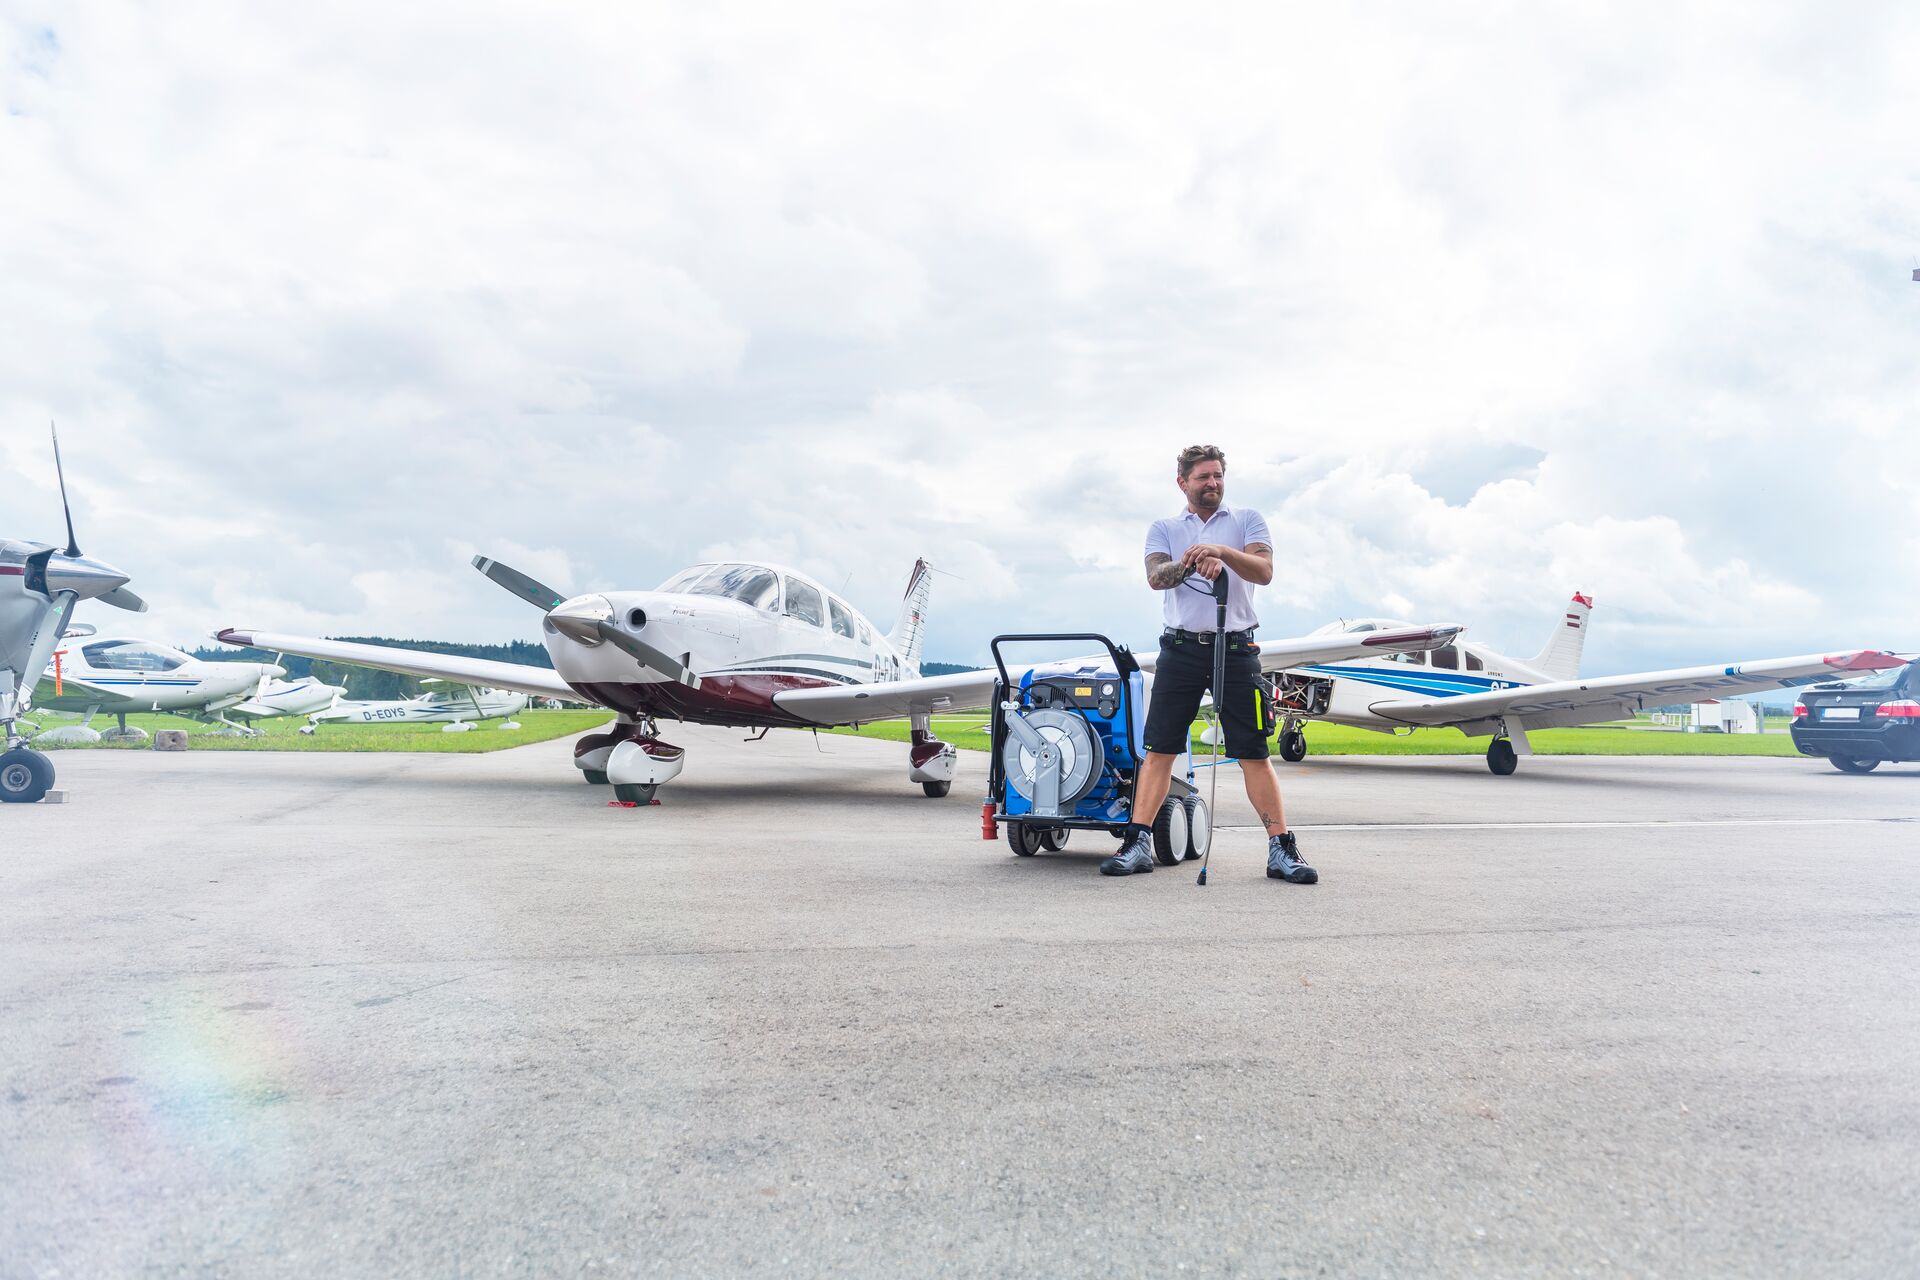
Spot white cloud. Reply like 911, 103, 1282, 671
3, 1, 1917, 673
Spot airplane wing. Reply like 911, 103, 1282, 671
771, 625, 1463, 726
30, 672, 141, 710
213, 629, 578, 702
1363, 649, 1906, 730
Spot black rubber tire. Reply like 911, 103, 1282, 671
583, 769, 609, 785
1038, 827, 1069, 852
0, 749, 50, 804
1487, 738, 1519, 775
1278, 730, 1308, 763
1830, 756, 1881, 774
1152, 797, 1189, 865
921, 780, 951, 798
1007, 824, 1044, 856
612, 782, 657, 804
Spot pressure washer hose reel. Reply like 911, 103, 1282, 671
999, 705, 1105, 817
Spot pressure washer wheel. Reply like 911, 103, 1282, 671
0, 749, 53, 804
1038, 827, 1069, 852
1151, 796, 1190, 865
1183, 795, 1210, 861
921, 780, 952, 798
1278, 729, 1308, 763
1487, 738, 1519, 775
583, 769, 610, 785
1007, 824, 1045, 856
612, 782, 657, 804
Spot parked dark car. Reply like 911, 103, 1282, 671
1790, 660, 1920, 773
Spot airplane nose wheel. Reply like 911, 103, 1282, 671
1278, 728, 1308, 763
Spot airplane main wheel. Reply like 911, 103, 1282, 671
1152, 797, 1190, 865
921, 780, 951, 798
612, 782, 657, 804
1830, 756, 1881, 774
0, 749, 52, 804
1278, 730, 1308, 763
1007, 824, 1045, 856
582, 769, 610, 785
1487, 738, 1519, 775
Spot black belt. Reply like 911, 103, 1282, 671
1163, 627, 1256, 646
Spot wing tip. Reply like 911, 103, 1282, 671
214, 628, 254, 647
1824, 650, 1906, 672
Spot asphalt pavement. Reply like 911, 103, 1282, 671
3, 728, 1917, 1277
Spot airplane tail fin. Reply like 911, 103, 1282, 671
1528, 592, 1593, 682
886, 559, 933, 674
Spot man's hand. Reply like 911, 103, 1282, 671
1189, 555, 1226, 580
1181, 543, 1231, 569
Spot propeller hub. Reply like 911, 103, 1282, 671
42, 553, 131, 600
545, 595, 613, 647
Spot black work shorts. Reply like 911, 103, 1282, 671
1142, 636, 1271, 760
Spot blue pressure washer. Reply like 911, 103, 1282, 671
984, 632, 1210, 864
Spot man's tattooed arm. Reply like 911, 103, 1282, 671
1145, 552, 1192, 590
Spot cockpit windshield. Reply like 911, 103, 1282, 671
657, 565, 718, 594
81, 641, 189, 673
684, 563, 781, 612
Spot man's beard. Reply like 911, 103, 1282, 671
1190, 487, 1223, 512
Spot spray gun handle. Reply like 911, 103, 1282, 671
1211, 570, 1230, 603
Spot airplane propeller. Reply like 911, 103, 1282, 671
471, 555, 701, 689
44, 424, 146, 612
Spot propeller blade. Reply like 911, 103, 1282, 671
50, 423, 80, 557
99, 585, 147, 613
471, 556, 567, 611
592, 619, 702, 689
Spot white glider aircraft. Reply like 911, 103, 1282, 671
1269, 592, 1905, 774
31, 637, 342, 738
306, 681, 527, 733
219, 554, 1461, 804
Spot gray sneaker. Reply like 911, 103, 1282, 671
1100, 831, 1156, 876
1266, 831, 1318, 883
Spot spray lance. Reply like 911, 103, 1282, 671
1196, 566, 1229, 887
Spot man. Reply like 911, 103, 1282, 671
1099, 444, 1317, 884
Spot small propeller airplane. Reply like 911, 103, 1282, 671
2, 428, 150, 802
219, 554, 1463, 804
29, 635, 340, 739
1267, 592, 1906, 774
304, 681, 527, 733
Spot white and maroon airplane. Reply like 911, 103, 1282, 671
1268, 592, 1905, 774
218, 555, 1461, 804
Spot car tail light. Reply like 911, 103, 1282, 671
1875, 700, 1920, 719
1793, 702, 1808, 719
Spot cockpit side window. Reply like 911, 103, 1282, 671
827, 598, 858, 640
1430, 646, 1460, 671
1465, 651, 1485, 672
783, 578, 826, 629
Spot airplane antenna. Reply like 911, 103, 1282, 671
50, 422, 80, 556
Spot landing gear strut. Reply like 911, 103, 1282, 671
908, 713, 957, 798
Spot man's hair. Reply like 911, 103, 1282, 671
1177, 444, 1226, 481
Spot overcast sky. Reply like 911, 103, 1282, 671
4, 2, 1917, 673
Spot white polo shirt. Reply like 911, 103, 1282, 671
1144, 504, 1271, 632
